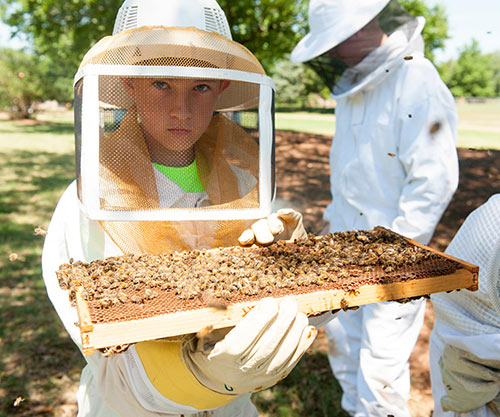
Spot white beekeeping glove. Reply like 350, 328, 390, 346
238, 208, 307, 246
308, 310, 338, 328
439, 344, 500, 413
183, 297, 317, 394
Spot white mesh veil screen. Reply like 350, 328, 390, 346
96, 75, 263, 212
73, 26, 275, 254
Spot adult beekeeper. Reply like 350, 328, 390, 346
430, 194, 500, 417
290, 0, 459, 415
42, 0, 316, 416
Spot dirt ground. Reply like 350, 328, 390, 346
274, 129, 500, 416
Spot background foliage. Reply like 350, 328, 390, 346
1, 0, 500, 111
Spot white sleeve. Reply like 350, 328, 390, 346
431, 194, 500, 356
42, 181, 91, 346
41, 182, 245, 416
391, 61, 459, 245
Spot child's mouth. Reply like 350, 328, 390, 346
168, 128, 190, 135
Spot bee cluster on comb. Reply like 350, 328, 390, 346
55, 227, 479, 354
57, 227, 447, 310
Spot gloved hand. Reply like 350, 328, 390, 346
439, 344, 500, 413
308, 310, 338, 328
183, 297, 317, 394
238, 208, 307, 246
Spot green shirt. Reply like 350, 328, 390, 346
153, 160, 205, 193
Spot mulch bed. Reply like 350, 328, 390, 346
275, 129, 500, 251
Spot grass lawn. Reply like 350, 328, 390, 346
0, 111, 83, 416
0, 101, 498, 416
276, 100, 500, 150
276, 112, 336, 137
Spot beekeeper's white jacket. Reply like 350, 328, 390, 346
430, 194, 500, 417
42, 180, 257, 417
324, 18, 459, 417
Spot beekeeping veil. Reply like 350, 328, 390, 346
291, 0, 424, 97
73, 0, 275, 254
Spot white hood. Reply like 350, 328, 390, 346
331, 16, 425, 99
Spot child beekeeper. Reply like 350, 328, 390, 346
42, 0, 317, 416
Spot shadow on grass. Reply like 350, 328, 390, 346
0, 120, 74, 136
254, 351, 349, 417
0, 148, 84, 417
276, 106, 336, 115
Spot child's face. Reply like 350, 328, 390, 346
124, 77, 229, 155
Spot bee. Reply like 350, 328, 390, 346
100, 343, 130, 357
340, 298, 349, 311
13, 396, 24, 407
387, 152, 396, 157
403, 56, 413, 60
346, 285, 360, 296
98, 297, 112, 308
196, 324, 214, 339
34, 226, 47, 237
117, 291, 128, 303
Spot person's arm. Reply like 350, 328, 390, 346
392, 63, 458, 245
42, 183, 231, 415
43, 186, 316, 415
430, 195, 500, 414
97, 298, 316, 416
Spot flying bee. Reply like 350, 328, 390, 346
13, 397, 24, 407
34, 226, 47, 237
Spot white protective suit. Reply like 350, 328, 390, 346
323, 18, 459, 417
43, 180, 258, 417
430, 194, 500, 417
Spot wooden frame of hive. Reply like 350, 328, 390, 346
67, 230, 478, 355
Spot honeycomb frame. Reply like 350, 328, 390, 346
57, 227, 479, 354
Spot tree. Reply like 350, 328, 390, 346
273, 60, 329, 107
0, 0, 123, 80
400, 0, 450, 62
0, 0, 308, 76
0, 47, 73, 118
0, 48, 44, 118
1, 0, 452, 108
440, 40, 495, 97
218, 0, 308, 73
486, 51, 500, 96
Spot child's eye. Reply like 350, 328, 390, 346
194, 84, 210, 92
153, 81, 169, 90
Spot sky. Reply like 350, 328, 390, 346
1, 1, 500, 62
0, 21, 27, 49
427, 0, 500, 62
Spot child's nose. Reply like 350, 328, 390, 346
169, 93, 192, 121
